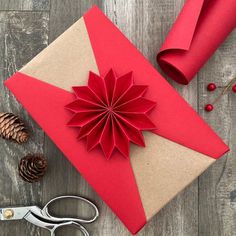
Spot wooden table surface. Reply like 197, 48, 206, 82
0, 0, 235, 235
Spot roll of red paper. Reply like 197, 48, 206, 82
157, 0, 236, 85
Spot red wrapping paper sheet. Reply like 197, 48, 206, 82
157, 0, 236, 84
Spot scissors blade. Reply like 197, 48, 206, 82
0, 207, 32, 221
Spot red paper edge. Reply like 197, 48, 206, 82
4, 72, 147, 235
83, 6, 229, 160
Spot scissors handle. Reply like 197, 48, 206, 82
41, 195, 99, 224
50, 221, 89, 236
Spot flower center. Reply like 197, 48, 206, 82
106, 105, 114, 114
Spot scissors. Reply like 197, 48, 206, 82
0, 195, 99, 236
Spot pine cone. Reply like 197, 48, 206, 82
0, 112, 29, 143
18, 155, 47, 183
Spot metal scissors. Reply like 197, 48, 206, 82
0, 195, 99, 236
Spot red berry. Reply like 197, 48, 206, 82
232, 84, 236, 93
205, 104, 214, 112
207, 83, 216, 91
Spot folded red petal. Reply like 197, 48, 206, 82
65, 99, 103, 112
116, 97, 156, 113
72, 86, 105, 106
112, 72, 133, 105
115, 117, 145, 147
67, 111, 106, 127
118, 113, 156, 130
78, 114, 105, 139
104, 69, 116, 105
100, 115, 115, 159
86, 115, 108, 150
113, 117, 130, 158
88, 71, 107, 104
115, 85, 148, 107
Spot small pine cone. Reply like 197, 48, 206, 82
19, 155, 47, 183
0, 112, 29, 143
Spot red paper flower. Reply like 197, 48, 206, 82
65, 69, 156, 159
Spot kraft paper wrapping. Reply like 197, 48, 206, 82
20, 17, 215, 221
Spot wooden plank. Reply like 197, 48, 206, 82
0, 0, 50, 11
42, 1, 104, 236
198, 30, 236, 236
103, 0, 200, 235
0, 11, 49, 236
48, 0, 102, 41
141, 0, 199, 235
102, 0, 198, 235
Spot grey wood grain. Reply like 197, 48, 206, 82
100, 2, 199, 235
41, 1, 103, 236
198, 30, 236, 236
0, 0, 235, 236
0, 10, 49, 236
155, 1, 199, 235
0, 0, 50, 11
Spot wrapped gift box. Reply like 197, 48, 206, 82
5, 6, 229, 234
